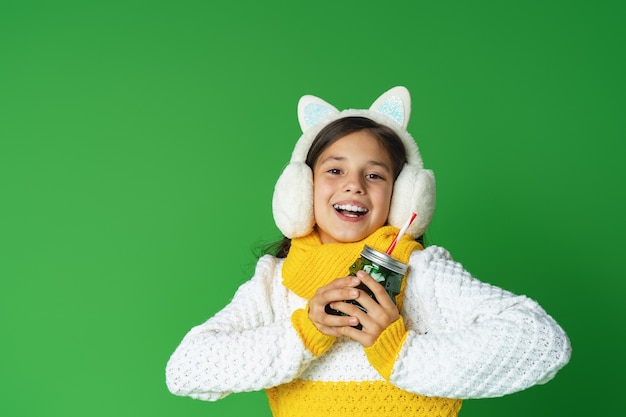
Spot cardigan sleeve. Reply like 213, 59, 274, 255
165, 255, 315, 401
388, 246, 571, 399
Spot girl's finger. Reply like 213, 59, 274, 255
355, 270, 395, 308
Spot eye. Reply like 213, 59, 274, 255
366, 173, 384, 181
327, 168, 342, 175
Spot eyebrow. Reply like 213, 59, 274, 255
317, 156, 392, 171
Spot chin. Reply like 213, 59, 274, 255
330, 230, 373, 244
317, 218, 382, 244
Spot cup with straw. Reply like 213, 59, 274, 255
325, 212, 417, 329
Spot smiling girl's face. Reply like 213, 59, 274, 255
312, 130, 394, 244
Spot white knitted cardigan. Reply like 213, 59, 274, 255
165, 246, 571, 401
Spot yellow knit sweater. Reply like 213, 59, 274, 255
266, 226, 462, 417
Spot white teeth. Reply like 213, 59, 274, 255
333, 204, 368, 213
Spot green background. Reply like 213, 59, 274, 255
1, 0, 623, 416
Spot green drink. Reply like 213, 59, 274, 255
325, 245, 409, 329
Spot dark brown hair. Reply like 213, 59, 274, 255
262, 116, 418, 258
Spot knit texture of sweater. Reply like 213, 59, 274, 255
268, 226, 461, 416
165, 227, 571, 417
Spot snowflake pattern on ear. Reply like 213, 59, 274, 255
372, 96, 404, 126
297, 95, 339, 132
369, 86, 411, 129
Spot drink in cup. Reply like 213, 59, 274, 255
325, 245, 409, 330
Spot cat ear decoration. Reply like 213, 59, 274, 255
369, 85, 411, 129
298, 86, 411, 133
297, 95, 339, 132
273, 86, 435, 239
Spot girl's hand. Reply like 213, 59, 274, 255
341, 270, 400, 347
308, 276, 362, 337
308, 271, 400, 347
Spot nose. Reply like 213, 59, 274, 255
343, 173, 365, 194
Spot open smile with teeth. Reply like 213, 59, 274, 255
333, 204, 369, 218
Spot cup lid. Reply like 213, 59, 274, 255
360, 245, 409, 274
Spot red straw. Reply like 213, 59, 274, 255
386, 212, 417, 255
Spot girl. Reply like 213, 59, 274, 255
165, 86, 571, 417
